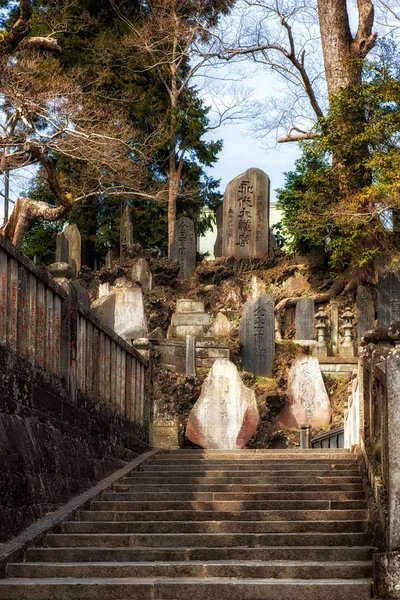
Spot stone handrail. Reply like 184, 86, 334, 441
0, 234, 149, 427
358, 329, 400, 553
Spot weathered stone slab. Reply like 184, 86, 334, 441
170, 217, 196, 279
64, 224, 81, 275
92, 279, 147, 342
213, 204, 223, 258
186, 358, 260, 449
378, 270, 400, 327
357, 285, 375, 344
222, 168, 270, 259
276, 356, 332, 429
105, 250, 113, 269
131, 258, 153, 295
295, 298, 315, 341
55, 232, 69, 264
209, 312, 231, 338
239, 294, 275, 377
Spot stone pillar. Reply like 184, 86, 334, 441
373, 348, 400, 599
387, 348, 400, 551
120, 204, 134, 266
331, 301, 339, 356
185, 336, 196, 376
213, 204, 223, 258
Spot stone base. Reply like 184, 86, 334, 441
374, 551, 400, 599
150, 425, 179, 449
339, 344, 355, 358
313, 345, 328, 359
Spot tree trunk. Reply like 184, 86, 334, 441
168, 164, 178, 257
317, 0, 377, 96
317, 0, 377, 193
0, 198, 68, 248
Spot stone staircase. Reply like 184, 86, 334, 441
0, 449, 374, 599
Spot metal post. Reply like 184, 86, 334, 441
300, 423, 312, 449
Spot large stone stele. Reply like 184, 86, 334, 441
222, 167, 270, 259
92, 278, 147, 342
276, 356, 331, 429
186, 358, 260, 449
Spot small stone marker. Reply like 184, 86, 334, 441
186, 358, 260, 449
357, 285, 375, 343
131, 258, 153, 295
239, 294, 275, 377
64, 224, 81, 275
213, 204, 223, 258
378, 270, 400, 327
276, 356, 331, 429
55, 232, 69, 263
105, 250, 113, 269
222, 167, 270, 259
295, 298, 315, 341
170, 217, 196, 279
186, 336, 196, 376
120, 204, 134, 265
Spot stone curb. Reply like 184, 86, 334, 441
0, 449, 160, 578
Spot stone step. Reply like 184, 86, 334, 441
140, 463, 358, 471
116, 482, 364, 492
119, 475, 362, 485
61, 519, 369, 534
44, 531, 373, 548
27, 545, 376, 563
160, 449, 354, 458
6, 560, 373, 580
0, 577, 373, 600
94, 490, 366, 501
149, 457, 356, 464
131, 469, 360, 477
87, 500, 366, 514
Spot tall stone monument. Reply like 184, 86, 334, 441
64, 224, 81, 276
222, 167, 270, 258
378, 270, 400, 327
295, 298, 315, 341
357, 285, 375, 344
239, 294, 275, 377
170, 217, 196, 279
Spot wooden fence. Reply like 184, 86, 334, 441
0, 234, 149, 427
